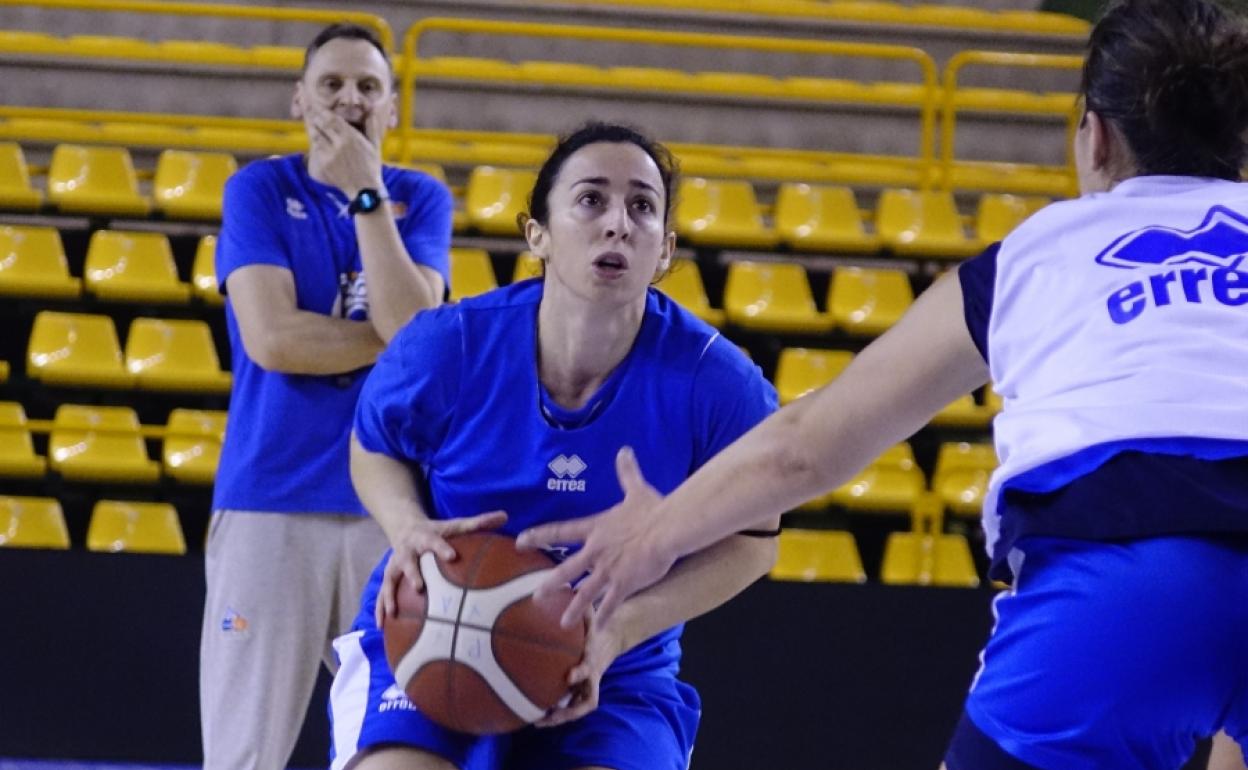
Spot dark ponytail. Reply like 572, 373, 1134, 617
1082, 0, 1248, 180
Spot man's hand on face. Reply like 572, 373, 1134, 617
304, 100, 385, 200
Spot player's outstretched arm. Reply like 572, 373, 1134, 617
521, 270, 990, 627
229, 264, 385, 375
350, 434, 506, 625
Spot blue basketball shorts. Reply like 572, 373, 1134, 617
329, 625, 700, 770
946, 535, 1248, 770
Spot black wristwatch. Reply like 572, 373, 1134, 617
348, 188, 387, 215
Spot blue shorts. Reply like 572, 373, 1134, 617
947, 535, 1248, 770
329, 626, 700, 770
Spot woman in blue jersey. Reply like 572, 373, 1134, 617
521, 1, 1248, 768
328, 122, 780, 770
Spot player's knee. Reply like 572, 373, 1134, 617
351, 746, 458, 770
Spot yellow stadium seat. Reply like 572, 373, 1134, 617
0, 402, 47, 479
46, 144, 151, 217
723, 261, 833, 334
192, 235, 223, 306
828, 267, 913, 337
933, 442, 997, 517
0, 142, 43, 211
770, 529, 866, 583
518, 60, 607, 86
775, 184, 880, 253
975, 193, 1050, 246
465, 167, 537, 236
675, 178, 778, 249
608, 66, 695, 91
27, 311, 134, 388
0, 360, 7, 383
984, 387, 1003, 415
449, 248, 498, 301
49, 404, 160, 484
829, 443, 926, 513
656, 259, 725, 327
876, 189, 979, 259
931, 393, 994, 429
84, 230, 191, 304
774, 348, 852, 405
153, 149, 236, 221
163, 409, 225, 484
0, 496, 68, 549
881, 494, 980, 587
512, 251, 543, 283
124, 318, 231, 394
0, 225, 81, 299
87, 500, 186, 555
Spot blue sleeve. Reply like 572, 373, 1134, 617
392, 171, 453, 291
216, 163, 289, 292
690, 334, 780, 470
958, 242, 999, 364
353, 306, 463, 464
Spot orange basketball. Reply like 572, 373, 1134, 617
381, 531, 588, 735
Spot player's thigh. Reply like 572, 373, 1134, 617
1210, 730, 1248, 770
350, 747, 457, 770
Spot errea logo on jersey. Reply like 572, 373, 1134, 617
547, 454, 587, 492
379, 684, 417, 713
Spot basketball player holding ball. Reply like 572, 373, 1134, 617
328, 122, 780, 770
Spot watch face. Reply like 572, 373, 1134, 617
351, 189, 382, 214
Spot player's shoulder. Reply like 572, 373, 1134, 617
382, 163, 450, 198
456, 279, 544, 315
644, 288, 755, 375
230, 154, 297, 187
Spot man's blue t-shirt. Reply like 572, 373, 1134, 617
353, 280, 778, 674
213, 154, 452, 514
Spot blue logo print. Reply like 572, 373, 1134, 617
1101, 206, 1248, 324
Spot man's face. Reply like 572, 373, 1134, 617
292, 37, 395, 144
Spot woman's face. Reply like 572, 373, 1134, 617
527, 141, 674, 308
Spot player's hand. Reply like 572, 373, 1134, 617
304, 101, 384, 200
376, 511, 508, 627
535, 610, 626, 728
517, 447, 678, 630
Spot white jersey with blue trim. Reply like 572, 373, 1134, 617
984, 176, 1248, 555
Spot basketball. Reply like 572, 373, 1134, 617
381, 531, 588, 735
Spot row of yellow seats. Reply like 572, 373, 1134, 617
466, 167, 1050, 254
0, 402, 223, 486
0, 225, 220, 305
0, 495, 186, 554
0, 142, 234, 220
27, 312, 230, 393
0, 30, 307, 70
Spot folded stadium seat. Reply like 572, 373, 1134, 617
607, 66, 696, 91
449, 248, 498, 301
0, 496, 69, 549
933, 442, 997, 518
0, 225, 82, 299
675, 179, 779, 250
124, 318, 231, 394
930, 393, 994, 429
84, 230, 191, 304
0, 360, 7, 383
465, 167, 538, 237
157, 39, 249, 66
880, 493, 980, 587
191, 235, 223, 306
422, 56, 520, 80
27, 311, 134, 388
828, 267, 913, 337
153, 149, 236, 221
0, 401, 48, 479
875, 189, 980, 259
975, 193, 1050, 247
693, 71, 786, 98
774, 348, 853, 405
655, 258, 725, 327
48, 404, 160, 484
829, 442, 926, 513
0, 142, 43, 211
46, 144, 151, 217
723, 261, 834, 334
984, 387, 1003, 415
163, 408, 225, 484
250, 44, 302, 69
518, 60, 608, 86
769, 529, 866, 584
512, 251, 543, 284
87, 500, 186, 555
774, 183, 881, 254
463, 143, 550, 170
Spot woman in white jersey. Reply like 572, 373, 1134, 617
520, 1, 1248, 768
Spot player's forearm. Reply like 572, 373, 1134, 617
349, 435, 434, 546
356, 208, 443, 342
612, 533, 776, 654
250, 312, 384, 375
